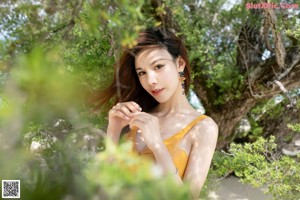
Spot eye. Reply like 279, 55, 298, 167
154, 64, 164, 70
137, 71, 146, 76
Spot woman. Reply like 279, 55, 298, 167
98, 27, 218, 199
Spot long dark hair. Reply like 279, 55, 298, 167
94, 27, 191, 112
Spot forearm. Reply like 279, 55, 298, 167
106, 124, 123, 144
152, 143, 183, 184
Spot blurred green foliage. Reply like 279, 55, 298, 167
172, 0, 248, 104
212, 136, 300, 200
288, 123, 300, 133
0, 1, 194, 199
85, 140, 191, 200
0, 0, 299, 199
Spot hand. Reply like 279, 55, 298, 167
108, 101, 142, 129
129, 112, 163, 151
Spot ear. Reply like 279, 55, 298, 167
176, 56, 186, 72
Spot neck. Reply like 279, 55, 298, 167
152, 88, 193, 116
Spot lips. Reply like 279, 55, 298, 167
151, 88, 164, 95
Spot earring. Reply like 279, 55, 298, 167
179, 71, 186, 95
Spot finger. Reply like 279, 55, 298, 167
128, 101, 142, 114
130, 101, 142, 112
130, 112, 149, 119
110, 108, 130, 120
113, 103, 133, 118
117, 104, 135, 118
118, 102, 142, 117
116, 102, 141, 113
129, 118, 145, 129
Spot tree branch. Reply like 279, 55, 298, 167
264, 8, 286, 69
237, 41, 264, 99
262, 15, 273, 52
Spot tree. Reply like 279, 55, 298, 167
160, 0, 300, 148
1, 0, 299, 150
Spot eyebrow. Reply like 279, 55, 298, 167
135, 58, 172, 70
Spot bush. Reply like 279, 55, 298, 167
85, 139, 191, 200
212, 135, 300, 200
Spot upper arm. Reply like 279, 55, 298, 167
182, 117, 218, 198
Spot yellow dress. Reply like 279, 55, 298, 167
126, 115, 207, 179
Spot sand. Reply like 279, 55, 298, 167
208, 176, 271, 200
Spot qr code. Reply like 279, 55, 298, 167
2, 180, 20, 198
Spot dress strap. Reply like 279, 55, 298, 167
127, 115, 208, 143
165, 115, 208, 141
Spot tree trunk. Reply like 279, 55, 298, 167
194, 46, 300, 149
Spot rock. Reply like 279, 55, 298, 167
282, 147, 300, 156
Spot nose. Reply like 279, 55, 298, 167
147, 71, 158, 86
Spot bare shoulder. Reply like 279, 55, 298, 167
190, 116, 219, 142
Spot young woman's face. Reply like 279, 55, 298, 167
135, 48, 185, 103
